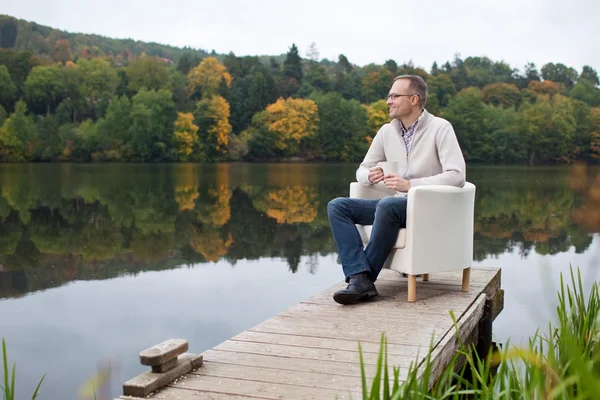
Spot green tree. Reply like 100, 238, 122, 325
96, 95, 133, 159
129, 89, 177, 161
541, 63, 578, 88
570, 79, 600, 106
443, 87, 489, 162
481, 83, 522, 108
283, 44, 303, 82
126, 54, 172, 92
520, 94, 577, 164
176, 51, 203, 75
0, 49, 36, 94
77, 58, 118, 118
24, 64, 65, 115
580, 66, 599, 86
0, 65, 17, 111
0, 100, 36, 161
314, 92, 369, 161
362, 65, 393, 103
58, 61, 85, 123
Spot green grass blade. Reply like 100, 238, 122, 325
31, 374, 45, 400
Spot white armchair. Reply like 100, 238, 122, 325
350, 181, 476, 302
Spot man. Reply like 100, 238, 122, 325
327, 75, 466, 305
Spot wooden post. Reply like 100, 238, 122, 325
476, 297, 493, 360
408, 275, 417, 302
422, 274, 429, 281
462, 267, 471, 292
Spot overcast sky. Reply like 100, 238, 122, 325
4, 0, 599, 74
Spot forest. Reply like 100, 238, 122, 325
1, 14, 599, 164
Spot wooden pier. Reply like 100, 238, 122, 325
116, 267, 503, 400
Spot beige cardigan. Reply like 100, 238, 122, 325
356, 110, 466, 197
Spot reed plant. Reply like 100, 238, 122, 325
1, 338, 45, 400
354, 267, 600, 399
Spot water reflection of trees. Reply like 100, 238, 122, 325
0, 164, 597, 299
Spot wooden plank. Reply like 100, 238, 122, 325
190, 361, 364, 392
212, 339, 420, 366
163, 372, 362, 400
200, 349, 409, 379
123, 353, 203, 397
117, 393, 263, 400
230, 331, 424, 355
248, 320, 449, 347
280, 300, 474, 320
140, 338, 188, 366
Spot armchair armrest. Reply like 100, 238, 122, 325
405, 182, 476, 272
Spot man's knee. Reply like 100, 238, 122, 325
376, 196, 407, 215
327, 197, 346, 216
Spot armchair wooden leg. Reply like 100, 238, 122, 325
408, 275, 417, 302
422, 274, 429, 282
462, 268, 471, 292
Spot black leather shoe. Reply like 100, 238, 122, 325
333, 273, 378, 305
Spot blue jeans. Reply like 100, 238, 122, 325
327, 196, 408, 282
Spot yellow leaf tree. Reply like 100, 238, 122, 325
247, 97, 319, 157
173, 112, 199, 160
187, 57, 232, 98
194, 95, 232, 161
364, 99, 389, 145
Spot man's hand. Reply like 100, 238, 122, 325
368, 166, 384, 184
383, 173, 411, 192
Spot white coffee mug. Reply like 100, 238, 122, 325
380, 161, 398, 176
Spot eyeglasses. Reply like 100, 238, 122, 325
387, 93, 418, 101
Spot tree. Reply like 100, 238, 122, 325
580, 66, 599, 86
570, 79, 600, 106
77, 58, 118, 118
244, 97, 318, 158
0, 49, 36, 94
304, 61, 331, 92
126, 54, 172, 92
24, 65, 65, 115
337, 54, 352, 74
541, 63, 578, 88
520, 94, 577, 164
129, 89, 177, 161
481, 83, 522, 108
0, 100, 36, 161
305, 42, 319, 61
53, 39, 73, 63
0, 65, 17, 111
194, 95, 232, 161
362, 66, 394, 103
96, 95, 133, 159
364, 100, 389, 141
443, 87, 489, 162
283, 44, 303, 82
173, 112, 199, 160
58, 61, 85, 123
314, 92, 369, 161
384, 60, 398, 75
187, 57, 232, 99
176, 51, 203, 75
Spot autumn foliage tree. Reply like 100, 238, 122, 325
243, 97, 319, 158
173, 112, 199, 160
187, 57, 232, 99
194, 95, 232, 161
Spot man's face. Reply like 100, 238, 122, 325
387, 79, 415, 120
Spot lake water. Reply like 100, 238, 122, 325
1, 163, 599, 399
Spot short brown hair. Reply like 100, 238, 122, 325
394, 75, 427, 108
